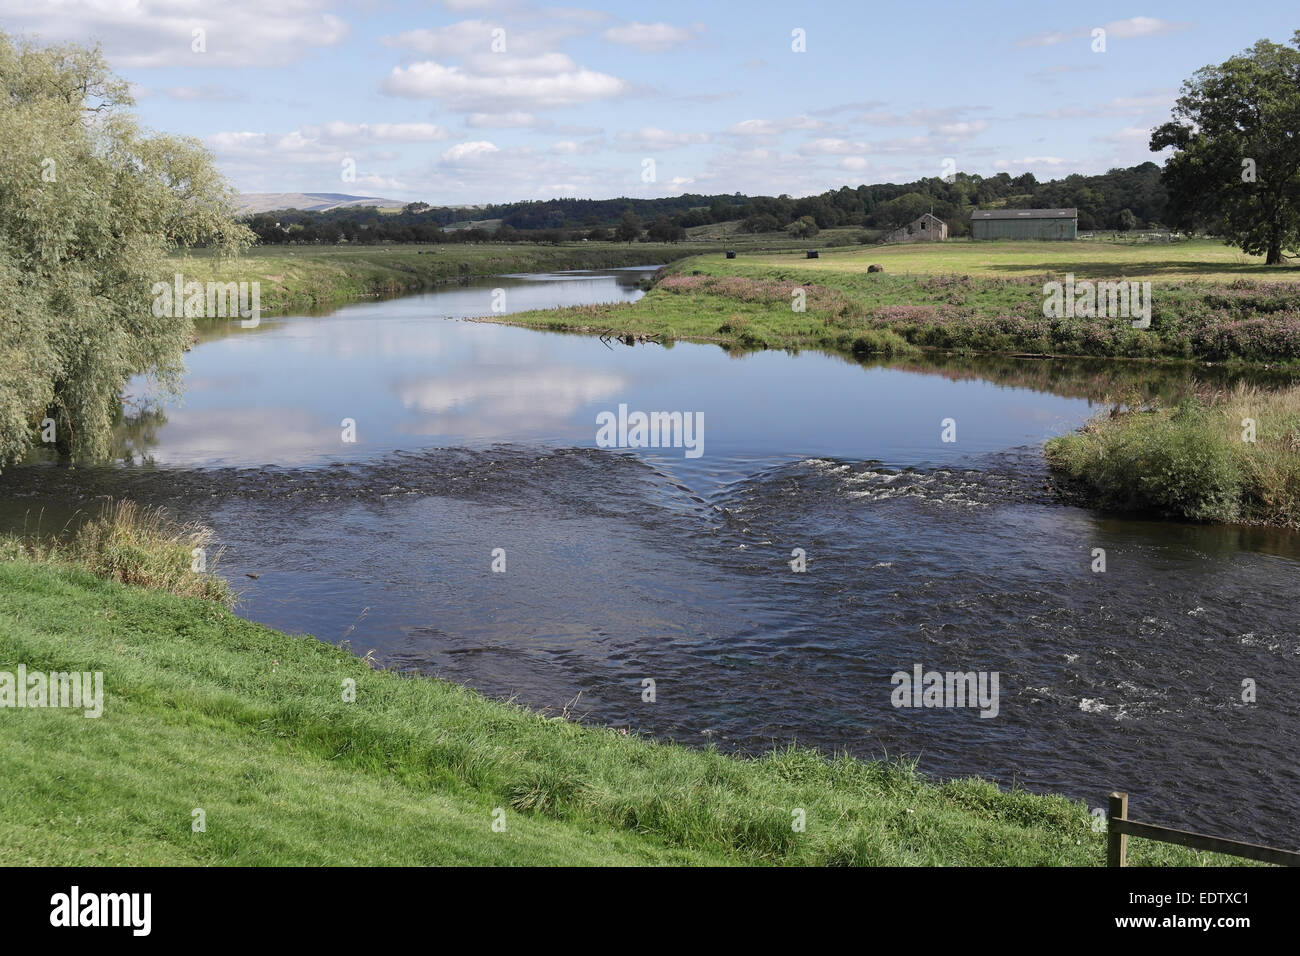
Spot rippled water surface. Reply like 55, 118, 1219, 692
4, 267, 1297, 846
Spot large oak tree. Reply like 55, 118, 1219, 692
1151, 32, 1300, 265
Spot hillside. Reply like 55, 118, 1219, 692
236, 192, 408, 214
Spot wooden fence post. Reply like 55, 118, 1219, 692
1108, 792, 1129, 867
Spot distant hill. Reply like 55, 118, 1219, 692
236, 192, 408, 214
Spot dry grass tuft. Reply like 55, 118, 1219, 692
0, 498, 233, 603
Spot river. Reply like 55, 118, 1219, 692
2, 266, 1297, 847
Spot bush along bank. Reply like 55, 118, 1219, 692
1045, 384, 1300, 527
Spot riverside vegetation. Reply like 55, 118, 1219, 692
0, 503, 1254, 866
492, 240, 1300, 363
1046, 384, 1300, 527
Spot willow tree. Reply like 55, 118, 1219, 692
1150, 32, 1300, 265
0, 33, 252, 466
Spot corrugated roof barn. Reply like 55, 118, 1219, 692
971, 208, 1077, 240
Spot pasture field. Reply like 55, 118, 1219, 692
698, 237, 1295, 283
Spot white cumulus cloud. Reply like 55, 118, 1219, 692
0, 0, 349, 67
383, 60, 626, 111
603, 21, 695, 52
442, 140, 501, 162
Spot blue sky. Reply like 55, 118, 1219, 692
2, 1, 1296, 205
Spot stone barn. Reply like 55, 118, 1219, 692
971, 208, 1077, 240
883, 212, 948, 243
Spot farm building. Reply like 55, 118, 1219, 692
883, 212, 948, 243
971, 208, 1077, 240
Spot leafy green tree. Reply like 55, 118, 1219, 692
1116, 208, 1138, 232
0, 33, 252, 467
873, 192, 931, 228
1151, 32, 1300, 264
615, 211, 642, 243
1011, 172, 1038, 193
741, 213, 780, 233
786, 215, 819, 239
646, 215, 677, 242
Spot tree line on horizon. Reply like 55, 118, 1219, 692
242, 162, 1171, 246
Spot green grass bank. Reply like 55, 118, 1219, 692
491, 240, 1300, 366
0, 523, 1254, 866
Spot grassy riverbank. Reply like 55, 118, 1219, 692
1046, 384, 1300, 527
0, 509, 1251, 865
173, 242, 725, 314
491, 240, 1300, 365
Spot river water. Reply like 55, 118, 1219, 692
3, 267, 1297, 847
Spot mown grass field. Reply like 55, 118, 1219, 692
0, 551, 1255, 866
721, 237, 1296, 283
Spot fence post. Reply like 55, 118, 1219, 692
1108, 792, 1129, 867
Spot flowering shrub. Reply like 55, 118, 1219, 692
1189, 315, 1300, 360
1200, 284, 1300, 315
